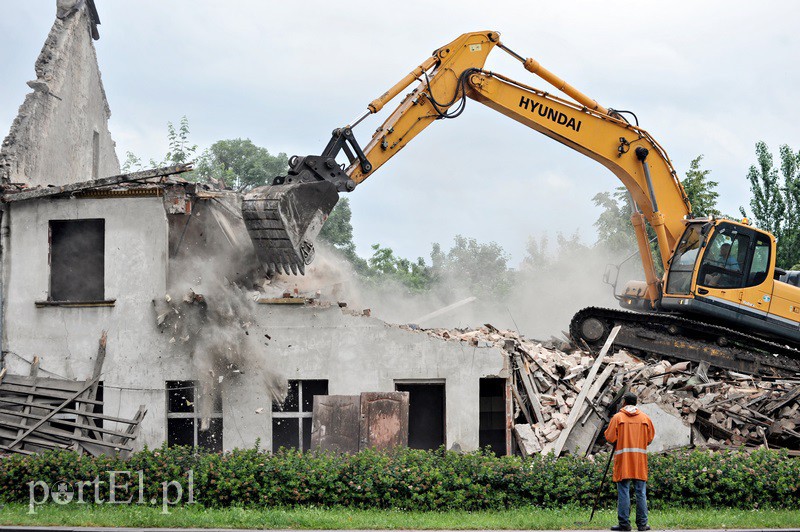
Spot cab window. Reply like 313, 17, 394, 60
698, 227, 749, 289
747, 234, 771, 286
666, 224, 704, 295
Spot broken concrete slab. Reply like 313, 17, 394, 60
639, 402, 691, 452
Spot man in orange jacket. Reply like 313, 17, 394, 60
604, 392, 655, 532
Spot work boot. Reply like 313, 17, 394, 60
610, 526, 631, 531
637, 526, 651, 531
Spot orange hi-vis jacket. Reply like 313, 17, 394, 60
604, 405, 655, 482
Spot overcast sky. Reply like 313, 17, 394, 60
2, 1, 799, 265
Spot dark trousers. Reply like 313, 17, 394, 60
617, 479, 648, 527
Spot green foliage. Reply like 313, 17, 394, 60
194, 138, 288, 190
121, 116, 197, 173
1, 446, 797, 511
742, 142, 800, 268
682, 155, 721, 217
363, 244, 432, 291
592, 188, 636, 255
430, 235, 513, 299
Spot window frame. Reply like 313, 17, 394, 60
271, 379, 328, 451
42, 218, 115, 307
165, 380, 223, 451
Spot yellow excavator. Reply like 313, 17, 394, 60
242, 31, 800, 377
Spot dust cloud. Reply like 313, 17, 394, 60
154, 197, 287, 426
272, 241, 643, 341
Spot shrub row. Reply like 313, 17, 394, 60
0, 446, 797, 510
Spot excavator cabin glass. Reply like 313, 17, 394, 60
665, 223, 704, 295
666, 222, 773, 296
696, 223, 772, 290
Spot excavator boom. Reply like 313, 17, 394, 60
240, 30, 800, 377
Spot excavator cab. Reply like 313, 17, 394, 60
659, 220, 800, 343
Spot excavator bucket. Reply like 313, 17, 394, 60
242, 180, 339, 275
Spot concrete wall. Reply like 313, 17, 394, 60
2, 196, 169, 445
259, 306, 507, 451
0, 4, 119, 185
1, 195, 507, 453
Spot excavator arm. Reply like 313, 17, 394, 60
243, 30, 692, 303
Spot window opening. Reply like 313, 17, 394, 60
698, 225, 750, 289
748, 234, 771, 286
49, 219, 105, 301
165, 380, 223, 451
272, 379, 328, 452
666, 223, 704, 295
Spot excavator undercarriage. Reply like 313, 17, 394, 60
570, 307, 800, 378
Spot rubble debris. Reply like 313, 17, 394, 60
403, 323, 800, 455
0, 333, 146, 457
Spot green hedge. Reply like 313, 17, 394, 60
0, 446, 797, 510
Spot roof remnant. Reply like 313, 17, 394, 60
2, 164, 193, 203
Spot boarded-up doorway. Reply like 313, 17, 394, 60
395, 382, 445, 450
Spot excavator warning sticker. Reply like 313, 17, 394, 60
469, 44, 482, 52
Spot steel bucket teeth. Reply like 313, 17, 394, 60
242, 180, 339, 276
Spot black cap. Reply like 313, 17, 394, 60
623, 392, 638, 405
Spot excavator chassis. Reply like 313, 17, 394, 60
570, 307, 800, 378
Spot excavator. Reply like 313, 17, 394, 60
242, 31, 800, 377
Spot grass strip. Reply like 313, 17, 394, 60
0, 504, 799, 529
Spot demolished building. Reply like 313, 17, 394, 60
0, 0, 510, 451
1, 2, 797, 458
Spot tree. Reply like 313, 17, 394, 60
742, 142, 800, 268
682, 155, 720, 217
194, 138, 288, 190
520, 234, 550, 271
430, 235, 513, 299
121, 116, 198, 173
592, 188, 636, 254
365, 244, 432, 291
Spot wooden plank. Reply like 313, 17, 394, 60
0, 426, 70, 449
0, 374, 85, 392
7, 376, 99, 449
511, 386, 534, 426
75, 332, 107, 453
516, 343, 559, 383
0, 418, 132, 451
310, 395, 360, 453
552, 326, 621, 456
15, 357, 40, 450
0, 408, 133, 438
0, 396, 138, 424
0, 384, 103, 405
359, 392, 409, 451
763, 387, 800, 415
514, 354, 543, 423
